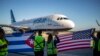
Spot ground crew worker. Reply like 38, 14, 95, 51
0, 27, 8, 56
47, 33, 60, 56
34, 30, 45, 56
91, 28, 100, 56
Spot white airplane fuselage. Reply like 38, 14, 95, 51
11, 14, 75, 31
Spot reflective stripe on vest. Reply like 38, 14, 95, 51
0, 39, 8, 56
90, 40, 93, 47
34, 36, 44, 51
47, 40, 57, 55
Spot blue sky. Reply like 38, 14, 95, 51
0, 0, 100, 31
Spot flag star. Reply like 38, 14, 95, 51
29, 39, 33, 44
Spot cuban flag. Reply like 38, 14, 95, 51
6, 31, 34, 52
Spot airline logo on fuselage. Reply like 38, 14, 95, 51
33, 18, 47, 23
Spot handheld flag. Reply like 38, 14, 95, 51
6, 32, 34, 52
57, 28, 93, 52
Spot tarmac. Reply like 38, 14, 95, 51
8, 48, 93, 56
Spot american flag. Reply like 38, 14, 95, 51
57, 29, 93, 52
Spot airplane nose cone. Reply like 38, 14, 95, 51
61, 20, 75, 29
67, 20, 75, 28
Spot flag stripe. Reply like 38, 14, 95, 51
57, 42, 90, 48
6, 36, 29, 41
59, 38, 72, 42
58, 45, 90, 51
58, 47, 90, 52
57, 40, 90, 46
57, 39, 90, 45
58, 35, 72, 39
58, 34, 72, 37
8, 48, 33, 52
8, 44, 31, 49
6, 33, 32, 37
9, 40, 25, 45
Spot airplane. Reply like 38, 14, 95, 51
10, 9, 75, 32
0, 9, 75, 35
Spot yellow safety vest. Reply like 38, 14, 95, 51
98, 40, 100, 51
0, 39, 8, 56
34, 36, 44, 52
47, 40, 57, 55
93, 39, 100, 51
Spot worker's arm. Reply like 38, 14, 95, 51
54, 35, 60, 47
91, 28, 97, 40
29, 33, 35, 40
55, 35, 60, 43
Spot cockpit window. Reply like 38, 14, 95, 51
57, 17, 68, 20
57, 18, 60, 20
64, 18, 68, 19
